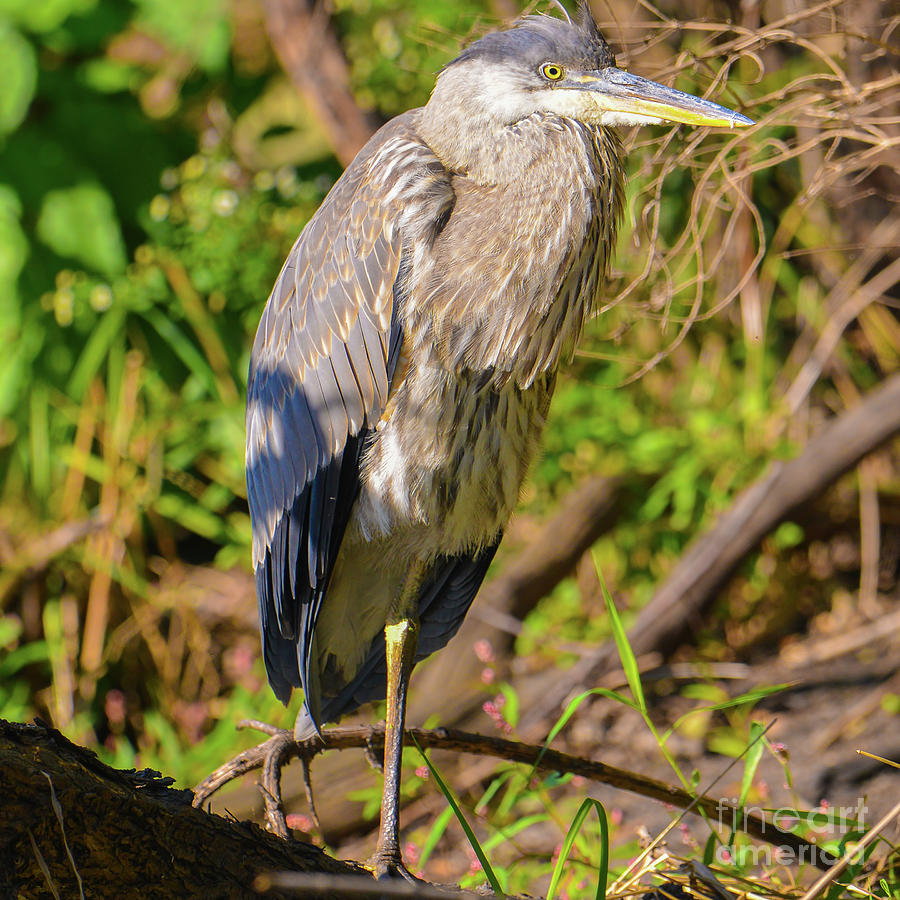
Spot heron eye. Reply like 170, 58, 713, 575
540, 63, 565, 82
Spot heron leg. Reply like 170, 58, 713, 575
371, 566, 423, 879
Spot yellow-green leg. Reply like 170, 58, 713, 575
371, 566, 424, 879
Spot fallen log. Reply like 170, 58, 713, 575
0, 719, 367, 899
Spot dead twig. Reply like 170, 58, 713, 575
261, 0, 380, 166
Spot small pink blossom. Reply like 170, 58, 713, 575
473, 639, 495, 664
482, 698, 512, 734
286, 813, 313, 832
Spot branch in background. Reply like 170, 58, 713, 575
0, 516, 109, 607
543, 371, 900, 710
262, 0, 380, 166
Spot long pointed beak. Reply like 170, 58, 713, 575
575, 67, 753, 128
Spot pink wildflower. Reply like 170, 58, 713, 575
473, 639, 495, 664
286, 813, 314, 832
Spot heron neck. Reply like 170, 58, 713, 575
418, 108, 542, 186
408, 116, 625, 388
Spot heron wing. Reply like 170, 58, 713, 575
246, 112, 453, 716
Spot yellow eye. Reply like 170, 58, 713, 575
540, 63, 565, 82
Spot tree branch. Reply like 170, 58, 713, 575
533, 371, 900, 716
262, 0, 380, 166
195, 722, 837, 871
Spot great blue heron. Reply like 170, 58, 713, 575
246, 0, 751, 876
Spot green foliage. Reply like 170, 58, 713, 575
333, 0, 492, 116
36, 183, 127, 276
0, 21, 36, 134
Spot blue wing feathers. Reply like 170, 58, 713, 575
247, 114, 465, 724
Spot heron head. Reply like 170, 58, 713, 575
420, 1, 752, 173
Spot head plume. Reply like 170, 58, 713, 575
575, 0, 603, 43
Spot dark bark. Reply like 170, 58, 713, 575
0, 720, 366, 899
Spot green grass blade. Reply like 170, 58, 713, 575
475, 769, 516, 816
418, 805, 454, 871
140, 307, 219, 398
68, 306, 126, 399
29, 385, 50, 500
662, 684, 790, 742
532, 687, 638, 779
546, 798, 609, 900
413, 738, 505, 897
739, 721, 766, 808
597, 563, 645, 713
546, 687, 638, 748
482, 814, 550, 852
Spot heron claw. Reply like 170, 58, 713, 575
370, 852, 421, 883
193, 722, 321, 840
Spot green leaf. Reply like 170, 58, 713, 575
68, 306, 127, 399
132, 0, 230, 72
703, 832, 717, 865
482, 814, 550, 852
140, 307, 220, 397
498, 682, 519, 728
0, 640, 50, 679
597, 561, 645, 713
0, 616, 23, 648
663, 684, 790, 742
0, 185, 27, 326
739, 721, 766, 808
36, 183, 127, 276
0, 0, 98, 33
535, 686, 638, 776
0, 24, 37, 135
418, 806, 454, 872
413, 739, 505, 897
546, 798, 609, 900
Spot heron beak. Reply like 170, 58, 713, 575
574, 67, 753, 128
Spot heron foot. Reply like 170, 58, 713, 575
192, 720, 320, 840
369, 850, 421, 883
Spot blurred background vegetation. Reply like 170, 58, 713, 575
1, 0, 898, 889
